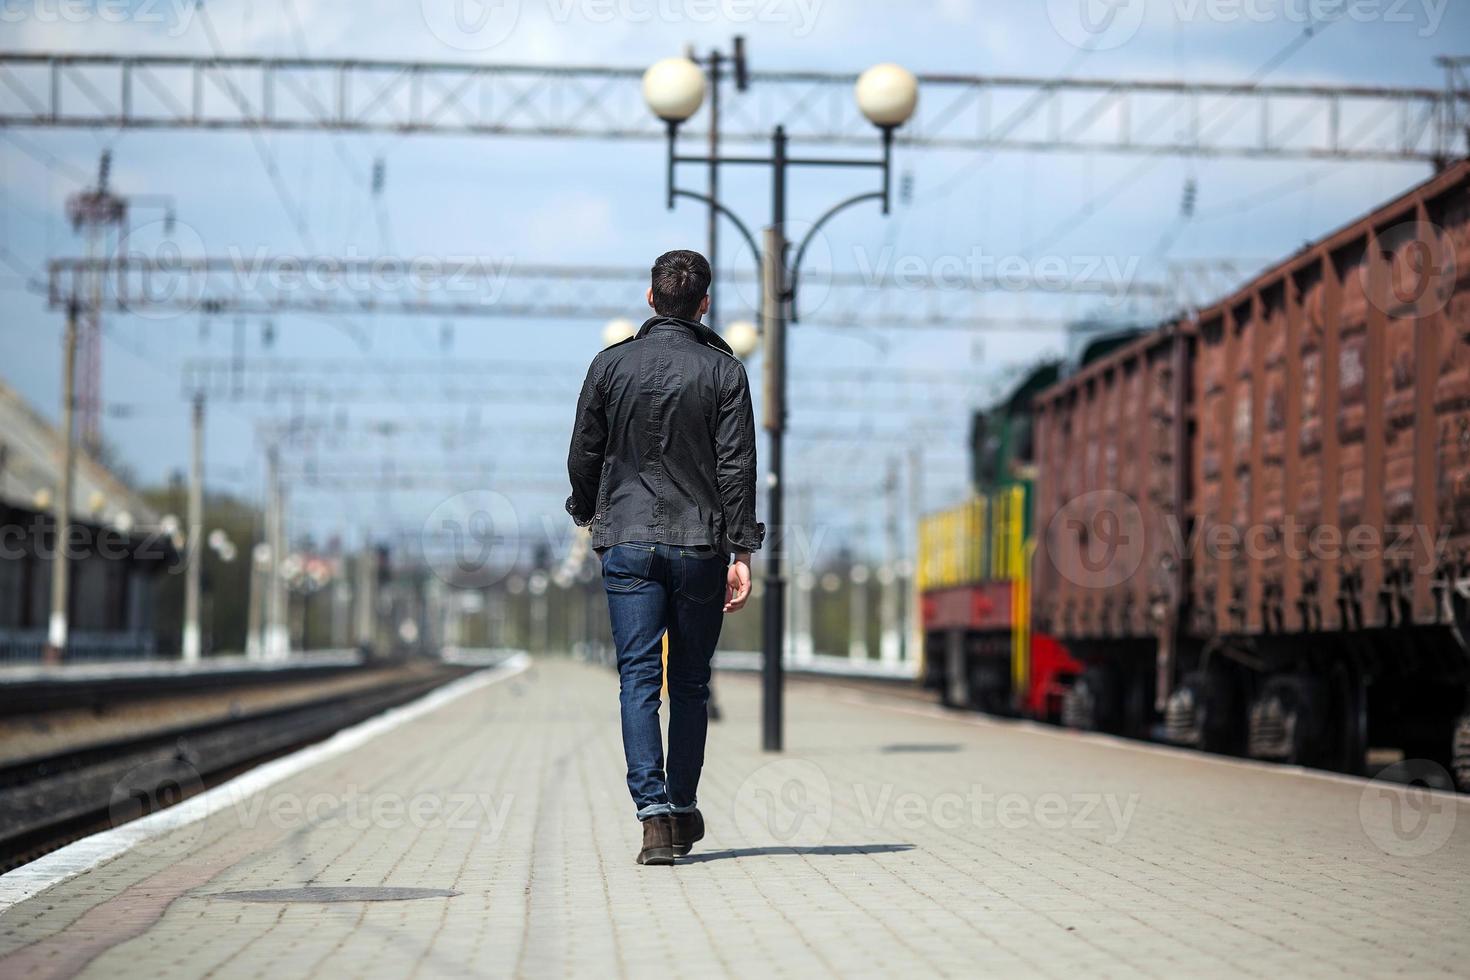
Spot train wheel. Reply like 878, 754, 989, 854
1453, 714, 1470, 793
1326, 660, 1367, 777
1164, 668, 1239, 754
940, 633, 966, 709
1248, 675, 1328, 767
1121, 669, 1155, 740
1062, 666, 1121, 733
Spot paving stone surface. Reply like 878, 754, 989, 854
1, 656, 1467, 978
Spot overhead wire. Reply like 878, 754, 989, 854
1018, 15, 1339, 260
194, 1, 318, 253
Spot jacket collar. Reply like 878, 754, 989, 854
635, 315, 735, 356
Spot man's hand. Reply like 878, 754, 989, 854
725, 554, 752, 612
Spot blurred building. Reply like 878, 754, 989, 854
0, 379, 174, 662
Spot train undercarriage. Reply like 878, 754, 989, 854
1053, 626, 1470, 791
922, 615, 1470, 792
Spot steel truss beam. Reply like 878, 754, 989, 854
282, 473, 892, 496
248, 411, 959, 449
191, 358, 994, 420
195, 356, 1012, 389
280, 465, 909, 496
187, 370, 981, 415
3, 52, 1464, 162
49, 255, 1174, 337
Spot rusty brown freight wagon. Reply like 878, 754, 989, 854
1033, 160, 1470, 789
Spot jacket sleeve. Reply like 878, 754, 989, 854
715, 361, 765, 553
565, 357, 608, 527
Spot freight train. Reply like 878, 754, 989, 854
919, 160, 1470, 791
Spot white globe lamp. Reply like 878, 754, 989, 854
642, 57, 706, 124
855, 63, 919, 129
724, 319, 760, 359
602, 317, 637, 347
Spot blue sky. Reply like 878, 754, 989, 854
0, 0, 1464, 562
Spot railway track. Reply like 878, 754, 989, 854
0, 663, 474, 872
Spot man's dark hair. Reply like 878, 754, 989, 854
650, 250, 711, 320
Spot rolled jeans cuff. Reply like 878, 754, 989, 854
636, 800, 698, 821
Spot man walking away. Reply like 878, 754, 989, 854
566, 249, 763, 866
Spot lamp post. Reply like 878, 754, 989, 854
696, 38, 747, 332
642, 57, 917, 752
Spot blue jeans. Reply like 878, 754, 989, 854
601, 541, 727, 820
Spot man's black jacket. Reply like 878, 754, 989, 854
566, 315, 764, 554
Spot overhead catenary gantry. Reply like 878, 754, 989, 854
180, 361, 994, 415
2, 52, 1465, 163
47, 254, 1230, 336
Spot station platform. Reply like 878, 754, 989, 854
1, 655, 1466, 977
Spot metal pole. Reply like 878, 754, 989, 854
849, 561, 869, 662
792, 486, 814, 663
299, 587, 312, 652
245, 550, 263, 659
331, 578, 349, 649
264, 446, 289, 660
908, 443, 924, 665
182, 391, 205, 662
881, 456, 902, 665
707, 48, 721, 332
355, 537, 375, 655
760, 125, 788, 752
532, 584, 549, 655
45, 297, 80, 664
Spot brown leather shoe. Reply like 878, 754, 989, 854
637, 815, 676, 866
671, 809, 704, 857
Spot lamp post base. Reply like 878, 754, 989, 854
762, 576, 785, 753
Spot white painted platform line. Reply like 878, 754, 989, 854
0, 654, 532, 912
715, 649, 919, 681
